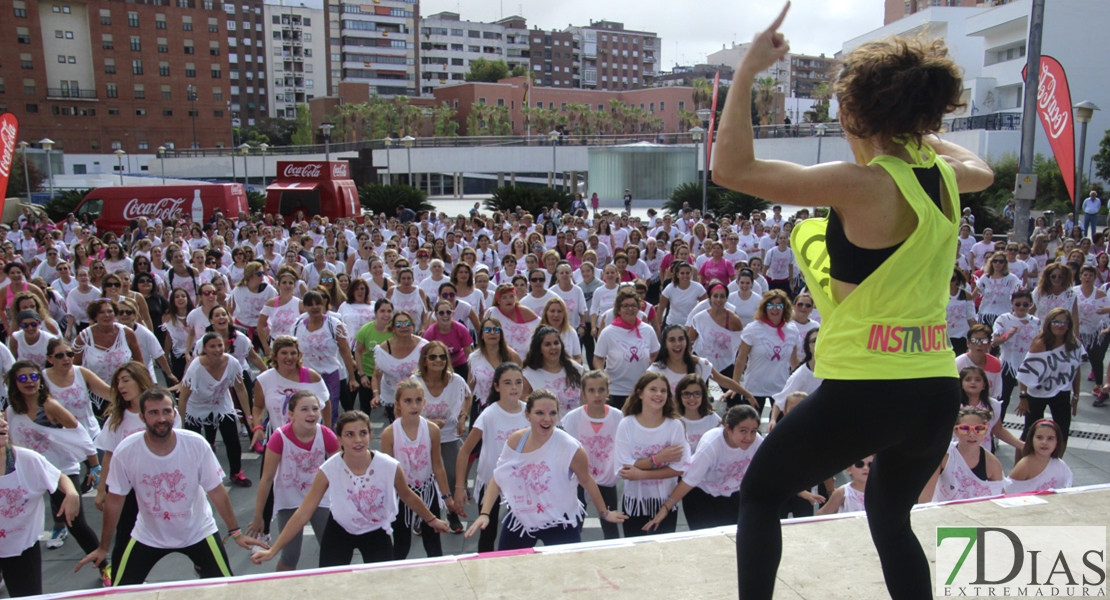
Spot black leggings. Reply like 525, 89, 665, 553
49, 474, 103, 565
577, 484, 620, 540
110, 490, 139, 571
737, 377, 960, 600
185, 414, 243, 476
318, 515, 393, 567
391, 496, 443, 560
683, 487, 739, 530
477, 489, 502, 553
114, 533, 231, 586
1021, 391, 1073, 454
0, 544, 41, 597
999, 367, 1018, 420
1085, 335, 1109, 387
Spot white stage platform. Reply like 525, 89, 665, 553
37, 486, 1110, 600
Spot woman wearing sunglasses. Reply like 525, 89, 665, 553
73, 299, 144, 419
257, 266, 306, 358
732, 290, 800, 414
372, 310, 427, 423
4, 360, 105, 584
919, 406, 1003, 503
43, 338, 111, 442
975, 252, 1022, 329
315, 269, 345, 313
227, 262, 276, 346
1031, 263, 1080, 328
468, 316, 521, 414
0, 262, 47, 338
1015, 308, 1085, 458
114, 298, 177, 387
103, 271, 154, 333
293, 290, 358, 425
183, 282, 220, 362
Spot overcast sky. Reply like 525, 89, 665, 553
421, 0, 886, 66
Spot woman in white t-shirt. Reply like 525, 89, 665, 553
227, 262, 277, 340
990, 289, 1041, 418
593, 288, 660, 409
539, 296, 583, 364
658, 261, 706, 327
762, 233, 796, 296
648, 324, 753, 406
522, 325, 585, 414
976, 253, 1022, 328
1005, 419, 1073, 493
734, 290, 801, 414
414, 343, 472, 535
0, 415, 81, 597
688, 281, 746, 376
561, 370, 624, 541
250, 410, 449, 568
247, 390, 337, 571
728, 268, 764, 326
464, 389, 627, 550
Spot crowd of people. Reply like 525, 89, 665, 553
0, 192, 1087, 596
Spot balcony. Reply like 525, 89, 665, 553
47, 88, 97, 100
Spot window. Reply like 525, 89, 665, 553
67, 56, 76, 64
20, 53, 33, 69
162, 109, 173, 116
159, 62, 170, 76
660, 101, 665, 111
211, 65, 221, 78
106, 83, 118, 98
156, 15, 167, 29
14, 1, 27, 17
157, 38, 168, 53
135, 108, 146, 116
99, 9, 110, 25
128, 11, 139, 27
25, 104, 38, 113
17, 28, 30, 44
133, 83, 145, 99
102, 34, 114, 50
130, 36, 142, 51
226, 19, 236, 30
678, 101, 685, 111
208, 18, 218, 33
132, 60, 143, 75
185, 63, 196, 77
210, 41, 220, 56
137, 141, 148, 151
184, 40, 195, 54
107, 107, 119, 115
65, 31, 73, 39
468, 45, 480, 53
468, 30, 481, 38
23, 79, 35, 95
183, 16, 193, 31
213, 109, 223, 117
212, 87, 222, 101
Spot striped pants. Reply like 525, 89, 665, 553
113, 533, 232, 586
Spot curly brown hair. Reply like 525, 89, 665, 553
835, 37, 965, 147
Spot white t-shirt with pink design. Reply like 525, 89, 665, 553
594, 322, 660, 397
524, 362, 585, 414
374, 338, 427, 408
271, 426, 330, 512
229, 284, 278, 326
417, 374, 468, 444
471, 400, 528, 500
45, 368, 100, 440
260, 297, 302, 341
930, 441, 1003, 503
181, 355, 243, 425
739, 320, 801, 396
0, 448, 61, 557
319, 451, 399, 536
493, 428, 585, 533
1003, 458, 1073, 493
561, 405, 623, 488
614, 416, 690, 516
293, 314, 349, 376
106, 429, 225, 548
680, 413, 722, 453
681, 427, 762, 498
95, 409, 182, 455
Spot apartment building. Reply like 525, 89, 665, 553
790, 53, 837, 99
418, 12, 530, 96
527, 28, 579, 89
884, 0, 981, 25
707, 42, 791, 92
263, 0, 327, 119
327, 0, 419, 97
224, 0, 267, 128
1, 0, 232, 153
568, 20, 659, 91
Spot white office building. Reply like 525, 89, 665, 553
263, 0, 328, 119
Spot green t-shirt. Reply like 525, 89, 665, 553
355, 322, 393, 376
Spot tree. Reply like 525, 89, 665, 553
809, 82, 833, 123
692, 77, 712, 110
6, 152, 45, 199
290, 103, 313, 146
754, 77, 780, 126
1093, 128, 1110, 183
238, 117, 298, 147
511, 64, 527, 77
465, 58, 511, 83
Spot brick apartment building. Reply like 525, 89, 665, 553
1, 0, 234, 153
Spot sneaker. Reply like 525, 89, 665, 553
45, 526, 68, 549
229, 472, 253, 487
1089, 371, 1096, 382
251, 440, 265, 454
99, 564, 113, 588
1094, 393, 1108, 408
448, 513, 464, 534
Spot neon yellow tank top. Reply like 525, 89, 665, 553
791, 142, 959, 380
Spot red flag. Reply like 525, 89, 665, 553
1022, 56, 1076, 201
0, 113, 18, 199
706, 72, 720, 172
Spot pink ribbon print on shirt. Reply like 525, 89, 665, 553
0, 487, 29, 519
580, 435, 614, 478
509, 462, 553, 516
140, 469, 190, 520
346, 485, 387, 529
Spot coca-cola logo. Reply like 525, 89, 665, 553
122, 197, 186, 221
332, 162, 349, 178
1037, 62, 1069, 140
0, 114, 18, 179
282, 163, 322, 179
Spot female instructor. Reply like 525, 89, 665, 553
716, 6, 994, 600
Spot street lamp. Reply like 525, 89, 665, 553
157, 146, 166, 184
320, 123, 334, 163
383, 137, 393, 185
690, 126, 705, 205
1074, 101, 1101, 232
113, 149, 126, 185
401, 135, 415, 187
18, 141, 30, 201
231, 145, 237, 183
548, 130, 560, 189
696, 108, 713, 215
239, 143, 251, 189
187, 85, 198, 149
815, 123, 828, 165
39, 139, 56, 199
259, 143, 269, 188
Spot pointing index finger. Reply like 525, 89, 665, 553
766, 2, 791, 34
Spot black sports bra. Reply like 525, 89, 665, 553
826, 165, 944, 285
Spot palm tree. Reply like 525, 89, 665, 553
678, 108, 700, 130
692, 77, 712, 110
755, 77, 781, 127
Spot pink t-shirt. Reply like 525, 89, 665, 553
267, 423, 340, 455
698, 257, 735, 286
423, 320, 474, 367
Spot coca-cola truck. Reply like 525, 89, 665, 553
265, 160, 361, 222
72, 183, 249, 233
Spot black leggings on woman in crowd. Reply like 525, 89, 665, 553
737, 377, 960, 600
1085, 334, 1109, 388
318, 516, 393, 567
0, 544, 42, 597
185, 414, 243, 476
49, 474, 104, 567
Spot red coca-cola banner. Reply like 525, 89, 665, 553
0, 114, 19, 199
1022, 56, 1076, 201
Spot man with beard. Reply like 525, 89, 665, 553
76, 388, 268, 585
